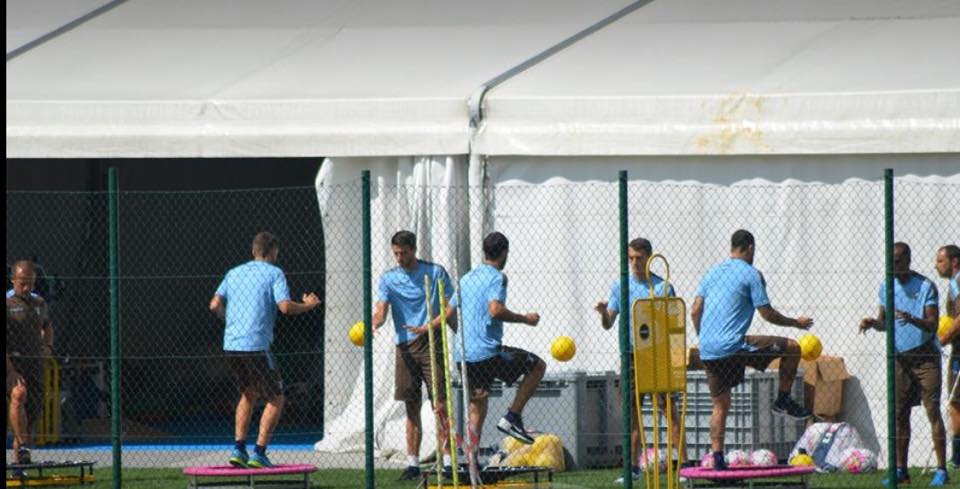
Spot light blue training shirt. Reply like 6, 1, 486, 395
450, 263, 507, 363
606, 274, 675, 347
215, 260, 291, 352
878, 272, 939, 353
377, 260, 453, 345
696, 258, 770, 361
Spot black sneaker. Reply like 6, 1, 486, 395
18, 448, 32, 465
771, 395, 812, 420
712, 451, 728, 471
397, 465, 421, 482
496, 414, 535, 445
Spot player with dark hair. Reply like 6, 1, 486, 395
596, 237, 687, 484
936, 244, 960, 470
6, 260, 54, 470
372, 230, 454, 481
209, 232, 320, 468
447, 232, 546, 448
692, 230, 813, 470
861, 242, 948, 486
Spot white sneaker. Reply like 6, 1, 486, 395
613, 469, 641, 484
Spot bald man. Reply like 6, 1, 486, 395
6, 260, 54, 467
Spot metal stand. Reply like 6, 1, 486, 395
5, 460, 96, 487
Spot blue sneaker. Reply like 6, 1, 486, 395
247, 452, 273, 469
882, 467, 910, 487
228, 448, 249, 468
930, 468, 950, 487
712, 452, 728, 471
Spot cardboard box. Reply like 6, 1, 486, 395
771, 355, 850, 418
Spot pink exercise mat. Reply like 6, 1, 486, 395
680, 465, 815, 480
183, 464, 317, 477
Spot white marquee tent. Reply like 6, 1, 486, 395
7, 0, 960, 468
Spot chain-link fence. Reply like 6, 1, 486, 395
5, 171, 960, 488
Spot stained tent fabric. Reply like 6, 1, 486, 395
475, 0, 960, 155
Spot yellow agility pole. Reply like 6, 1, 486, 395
631, 297, 650, 489
39, 357, 61, 446
425, 275, 443, 489
631, 254, 688, 489
438, 278, 459, 489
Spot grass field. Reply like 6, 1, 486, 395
31, 466, 949, 488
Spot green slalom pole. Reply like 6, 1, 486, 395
362, 171, 374, 489
108, 167, 122, 489
884, 169, 897, 485
618, 170, 632, 489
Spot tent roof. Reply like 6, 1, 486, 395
5, 0, 633, 157
477, 0, 960, 155
7, 0, 960, 158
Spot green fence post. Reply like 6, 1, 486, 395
884, 168, 896, 485
618, 170, 632, 489
108, 167, 122, 489
362, 171, 374, 489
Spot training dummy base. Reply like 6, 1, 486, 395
421, 465, 553, 489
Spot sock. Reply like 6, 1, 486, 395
953, 436, 960, 464
631, 465, 641, 474
254, 444, 266, 456
235, 440, 246, 452
777, 390, 790, 401
443, 454, 452, 467
505, 410, 520, 422
407, 455, 419, 467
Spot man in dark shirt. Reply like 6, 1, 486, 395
6, 260, 54, 466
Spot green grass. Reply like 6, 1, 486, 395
44, 466, 951, 488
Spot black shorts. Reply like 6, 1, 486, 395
459, 346, 541, 400
6, 357, 43, 423
226, 351, 284, 400
703, 336, 790, 397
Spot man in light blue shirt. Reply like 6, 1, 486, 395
448, 232, 545, 446
594, 237, 686, 483
936, 244, 960, 469
692, 230, 813, 470
209, 232, 319, 469
860, 242, 947, 486
372, 231, 453, 481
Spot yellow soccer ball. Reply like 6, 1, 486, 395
349, 321, 365, 347
798, 334, 822, 362
939, 316, 954, 340
789, 452, 814, 467
550, 336, 576, 362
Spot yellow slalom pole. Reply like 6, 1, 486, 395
40, 359, 50, 445
51, 359, 61, 443
438, 279, 459, 488
633, 336, 651, 488
425, 275, 443, 489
